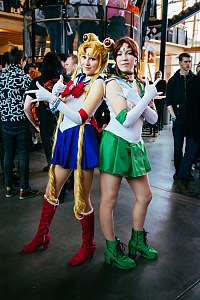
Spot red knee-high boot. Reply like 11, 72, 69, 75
22, 197, 58, 254
69, 210, 96, 266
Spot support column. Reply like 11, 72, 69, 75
159, 0, 168, 78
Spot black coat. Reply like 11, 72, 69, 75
185, 75, 200, 141
165, 70, 196, 119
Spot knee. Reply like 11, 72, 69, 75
100, 195, 116, 210
138, 190, 152, 206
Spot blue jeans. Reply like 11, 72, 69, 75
172, 118, 186, 174
46, 21, 62, 53
179, 138, 200, 180
2, 122, 32, 189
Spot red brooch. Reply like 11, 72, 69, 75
61, 80, 85, 98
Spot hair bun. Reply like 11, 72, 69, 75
103, 37, 114, 52
83, 33, 99, 43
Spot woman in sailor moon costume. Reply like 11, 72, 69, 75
22, 33, 114, 266
99, 37, 161, 270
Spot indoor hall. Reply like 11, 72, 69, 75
0, 125, 200, 300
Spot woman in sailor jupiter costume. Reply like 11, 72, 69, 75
99, 37, 161, 270
22, 33, 114, 266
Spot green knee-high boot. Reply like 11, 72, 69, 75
128, 229, 158, 260
104, 237, 136, 270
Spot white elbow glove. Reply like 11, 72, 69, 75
28, 81, 55, 104
126, 80, 141, 105
122, 79, 161, 127
142, 78, 161, 103
56, 100, 83, 124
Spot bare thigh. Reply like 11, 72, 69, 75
100, 171, 122, 208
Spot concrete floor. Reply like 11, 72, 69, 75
0, 125, 200, 300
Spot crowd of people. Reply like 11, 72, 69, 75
13, 0, 140, 57
0, 29, 200, 271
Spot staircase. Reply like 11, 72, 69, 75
148, 2, 200, 35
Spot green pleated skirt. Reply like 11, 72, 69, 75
99, 130, 151, 177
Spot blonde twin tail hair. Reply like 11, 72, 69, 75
74, 73, 102, 219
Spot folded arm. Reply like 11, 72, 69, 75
28, 80, 104, 125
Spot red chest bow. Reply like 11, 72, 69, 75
61, 80, 85, 98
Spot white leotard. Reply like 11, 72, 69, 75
59, 77, 104, 133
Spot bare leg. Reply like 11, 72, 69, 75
126, 174, 152, 230
100, 172, 136, 270
99, 171, 122, 241
45, 165, 72, 200
127, 175, 158, 259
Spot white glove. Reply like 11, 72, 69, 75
27, 81, 55, 104
142, 78, 161, 102
52, 75, 66, 96
126, 80, 141, 105
122, 79, 161, 128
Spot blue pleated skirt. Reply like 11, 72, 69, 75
51, 124, 99, 170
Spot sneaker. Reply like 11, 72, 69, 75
6, 187, 13, 198
19, 188, 39, 200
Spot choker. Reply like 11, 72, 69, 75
120, 71, 134, 75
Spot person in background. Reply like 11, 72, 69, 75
24, 52, 66, 173
0, 46, 39, 199
176, 64, 200, 194
166, 53, 197, 188
106, 0, 128, 41
1, 51, 10, 70
125, 0, 139, 35
65, 53, 78, 77
42, 0, 63, 54
0, 51, 10, 183
99, 37, 159, 270
58, 53, 68, 68
106, 0, 127, 19
22, 33, 114, 267
57, 53, 70, 81
153, 70, 166, 132
65, 0, 77, 54
196, 61, 200, 76
35, 7, 48, 58
70, 0, 99, 45
154, 70, 166, 95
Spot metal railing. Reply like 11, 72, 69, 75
23, 4, 140, 61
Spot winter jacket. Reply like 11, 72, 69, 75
165, 69, 196, 119
185, 75, 200, 141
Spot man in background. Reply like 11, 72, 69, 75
166, 53, 199, 193
0, 47, 39, 199
65, 54, 78, 76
